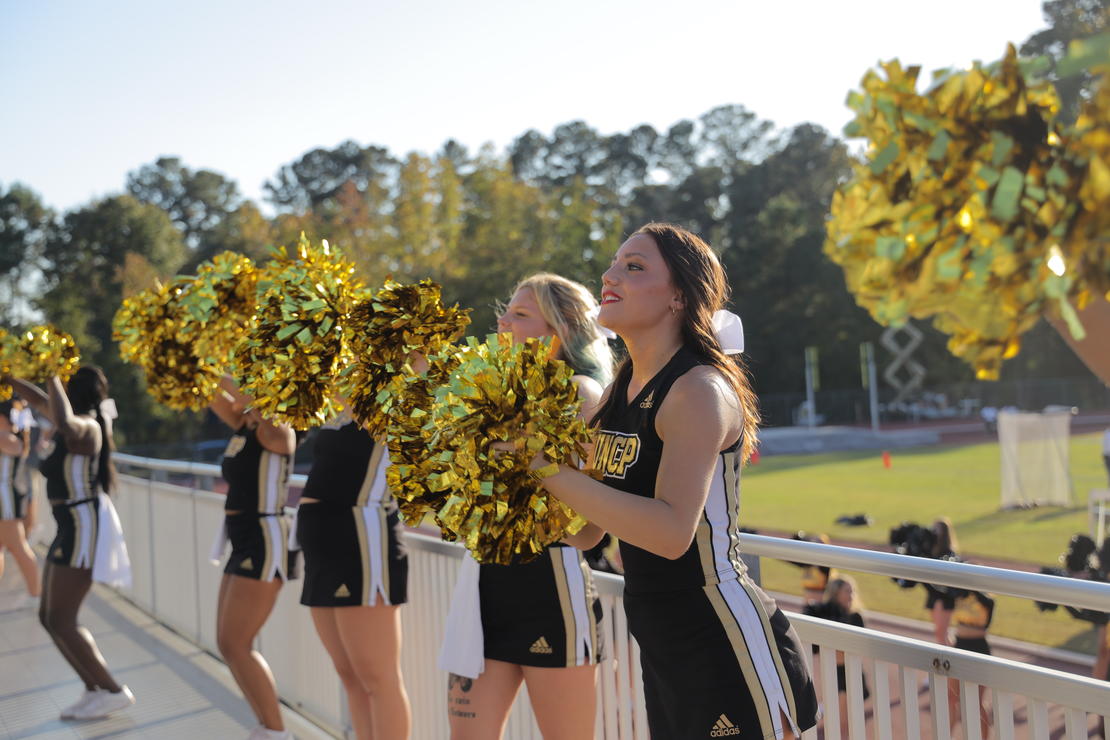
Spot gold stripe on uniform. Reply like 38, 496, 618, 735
259, 515, 275, 580
354, 507, 371, 604
377, 507, 390, 604
695, 517, 719, 586
257, 450, 269, 512
581, 557, 600, 663
88, 500, 99, 569
736, 577, 800, 725
704, 585, 776, 733
549, 550, 577, 666
63, 454, 76, 500
722, 451, 743, 572
69, 504, 83, 568
356, 446, 385, 507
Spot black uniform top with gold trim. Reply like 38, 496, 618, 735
953, 591, 995, 630
301, 416, 391, 508
221, 425, 290, 514
40, 434, 98, 503
594, 346, 746, 595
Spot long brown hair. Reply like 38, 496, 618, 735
592, 222, 760, 462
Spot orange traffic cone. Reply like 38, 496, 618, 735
881, 450, 892, 469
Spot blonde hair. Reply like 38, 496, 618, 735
824, 576, 863, 613
513, 273, 614, 385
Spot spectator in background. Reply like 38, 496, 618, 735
980, 406, 998, 435
804, 576, 869, 737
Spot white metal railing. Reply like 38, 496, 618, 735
108, 453, 1110, 739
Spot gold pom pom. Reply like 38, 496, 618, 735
8, 325, 81, 384
388, 333, 589, 565
825, 44, 1110, 379
342, 278, 471, 437
234, 235, 364, 429
0, 329, 14, 401
179, 251, 258, 367
113, 280, 221, 410
383, 349, 461, 529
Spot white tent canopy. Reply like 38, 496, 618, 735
998, 410, 1073, 509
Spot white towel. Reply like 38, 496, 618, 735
93, 493, 132, 588
288, 507, 301, 552
208, 518, 229, 565
438, 555, 485, 679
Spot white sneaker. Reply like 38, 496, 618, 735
69, 685, 135, 719
59, 689, 98, 720
18, 594, 40, 611
247, 727, 293, 739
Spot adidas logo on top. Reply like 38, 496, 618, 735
529, 636, 553, 654
334, 584, 351, 598
710, 714, 741, 737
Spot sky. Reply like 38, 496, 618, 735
1, 0, 1049, 214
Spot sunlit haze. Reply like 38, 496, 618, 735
2, 0, 1046, 212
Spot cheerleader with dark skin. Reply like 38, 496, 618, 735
209, 375, 297, 740
6, 368, 134, 719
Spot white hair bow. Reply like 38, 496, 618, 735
712, 310, 745, 355
99, 398, 119, 420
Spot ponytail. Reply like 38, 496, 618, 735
93, 406, 116, 494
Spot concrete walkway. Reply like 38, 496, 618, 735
0, 554, 334, 740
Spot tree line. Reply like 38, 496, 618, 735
0, 0, 1103, 447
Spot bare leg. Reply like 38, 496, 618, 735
215, 573, 284, 731
0, 520, 40, 596
39, 561, 120, 691
521, 663, 597, 740
311, 608, 374, 739
448, 659, 523, 740
931, 603, 952, 645
333, 603, 411, 740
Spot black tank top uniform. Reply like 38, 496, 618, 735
952, 591, 994, 655
923, 550, 959, 611
0, 450, 24, 520
221, 424, 297, 581
41, 432, 101, 568
297, 416, 408, 607
470, 359, 604, 669
802, 602, 871, 698
595, 346, 819, 740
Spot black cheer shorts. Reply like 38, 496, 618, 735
479, 546, 603, 668
953, 635, 991, 655
297, 502, 407, 607
47, 498, 99, 569
224, 512, 299, 582
625, 577, 820, 739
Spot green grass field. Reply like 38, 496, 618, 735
743, 431, 1109, 653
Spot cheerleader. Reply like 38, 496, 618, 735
444, 273, 610, 740
947, 589, 994, 737
0, 399, 40, 602
5, 368, 134, 720
210, 375, 297, 740
296, 409, 411, 739
923, 517, 960, 645
533, 224, 819, 739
